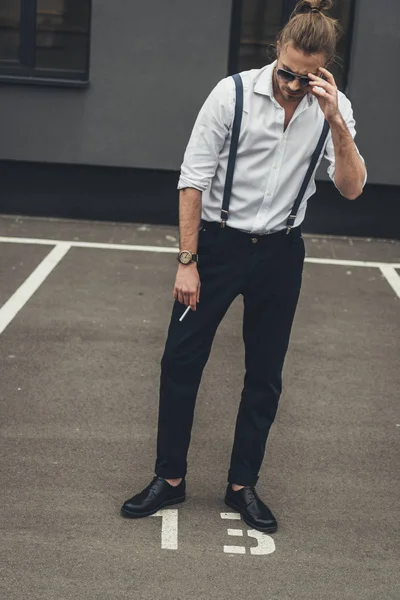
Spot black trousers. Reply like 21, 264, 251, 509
155, 221, 305, 486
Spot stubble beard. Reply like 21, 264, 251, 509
274, 69, 305, 104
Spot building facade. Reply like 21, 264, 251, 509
0, 0, 398, 239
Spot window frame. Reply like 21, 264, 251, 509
0, 0, 92, 87
228, 0, 357, 93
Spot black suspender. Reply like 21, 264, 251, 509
285, 119, 330, 234
220, 73, 244, 228
220, 73, 330, 233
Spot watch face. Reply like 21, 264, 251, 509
180, 251, 192, 264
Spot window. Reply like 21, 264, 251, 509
0, 0, 91, 85
229, 0, 356, 91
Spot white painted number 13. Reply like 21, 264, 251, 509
151, 510, 276, 555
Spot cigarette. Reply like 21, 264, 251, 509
179, 306, 191, 322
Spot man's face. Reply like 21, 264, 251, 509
274, 43, 326, 104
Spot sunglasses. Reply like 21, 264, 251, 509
276, 68, 311, 88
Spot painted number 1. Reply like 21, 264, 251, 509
151, 509, 179, 550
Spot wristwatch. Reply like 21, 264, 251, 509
177, 250, 199, 265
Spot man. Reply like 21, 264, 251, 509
121, 0, 366, 532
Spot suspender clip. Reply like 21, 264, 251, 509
286, 214, 296, 234
220, 209, 229, 228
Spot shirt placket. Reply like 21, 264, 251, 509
251, 97, 312, 233
252, 106, 288, 232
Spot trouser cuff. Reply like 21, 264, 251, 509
228, 468, 259, 487
155, 466, 187, 480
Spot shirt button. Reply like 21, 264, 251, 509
251, 237, 258, 244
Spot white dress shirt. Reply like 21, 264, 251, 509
178, 61, 366, 234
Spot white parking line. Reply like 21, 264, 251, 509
0, 243, 71, 335
0, 236, 178, 254
379, 265, 400, 299
0, 235, 399, 270
0, 236, 398, 338
305, 257, 400, 269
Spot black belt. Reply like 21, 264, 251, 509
221, 73, 330, 234
201, 219, 302, 242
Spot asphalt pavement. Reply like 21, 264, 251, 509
0, 214, 399, 600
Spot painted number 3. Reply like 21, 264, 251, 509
150, 510, 276, 555
221, 512, 276, 555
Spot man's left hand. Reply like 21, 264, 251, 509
308, 67, 340, 123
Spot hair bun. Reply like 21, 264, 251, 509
296, 4, 316, 13
300, 6, 319, 13
293, 0, 333, 16
282, 0, 339, 62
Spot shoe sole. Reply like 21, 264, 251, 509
120, 495, 186, 518
224, 498, 278, 534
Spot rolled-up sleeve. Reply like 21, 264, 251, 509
324, 92, 367, 190
178, 77, 235, 192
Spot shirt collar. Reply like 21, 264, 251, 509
254, 60, 316, 106
254, 61, 276, 98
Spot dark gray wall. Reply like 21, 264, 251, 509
345, 0, 400, 185
0, 0, 399, 186
0, 0, 232, 170
318, 0, 400, 185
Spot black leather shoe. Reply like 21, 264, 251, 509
225, 484, 277, 533
121, 476, 186, 518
